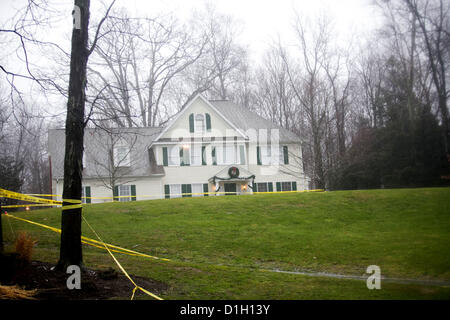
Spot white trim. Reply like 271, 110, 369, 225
118, 184, 132, 202
150, 94, 247, 148
194, 113, 205, 134
151, 140, 247, 145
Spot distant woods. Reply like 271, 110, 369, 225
1, 0, 449, 192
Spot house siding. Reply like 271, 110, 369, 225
48, 95, 308, 204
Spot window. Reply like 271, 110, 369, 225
257, 183, 268, 193
114, 140, 130, 167
280, 145, 289, 164
82, 145, 86, 168
165, 183, 208, 198
168, 145, 180, 166
191, 183, 204, 197
224, 144, 236, 164
255, 182, 273, 193
281, 182, 292, 191
81, 186, 91, 204
261, 145, 271, 165
191, 144, 202, 166
169, 184, 182, 198
276, 181, 297, 192
181, 184, 192, 197
239, 145, 246, 165
113, 184, 136, 201
195, 114, 205, 133
180, 145, 190, 166
216, 143, 239, 165
216, 145, 223, 165
119, 185, 131, 202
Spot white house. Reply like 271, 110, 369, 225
48, 94, 308, 203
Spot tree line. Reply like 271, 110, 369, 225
1, 0, 449, 195
84, 0, 450, 190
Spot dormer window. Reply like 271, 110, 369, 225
195, 114, 205, 133
189, 113, 211, 133
114, 139, 131, 167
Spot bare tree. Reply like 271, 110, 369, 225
57, 0, 116, 271
404, 0, 449, 153
377, 0, 449, 152
88, 10, 207, 127
180, 4, 248, 102
254, 45, 297, 129
281, 13, 335, 189
88, 128, 140, 195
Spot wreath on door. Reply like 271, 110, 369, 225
228, 166, 240, 178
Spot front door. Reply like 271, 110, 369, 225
224, 183, 237, 196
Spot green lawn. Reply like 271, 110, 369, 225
2, 187, 450, 299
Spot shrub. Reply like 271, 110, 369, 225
14, 231, 37, 262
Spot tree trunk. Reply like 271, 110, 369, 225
56, 0, 90, 271
0, 209, 3, 253
313, 134, 325, 189
439, 94, 449, 153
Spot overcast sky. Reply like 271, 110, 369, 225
125, 0, 384, 60
0, 0, 384, 118
0, 0, 384, 60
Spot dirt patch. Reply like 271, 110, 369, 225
0, 253, 168, 300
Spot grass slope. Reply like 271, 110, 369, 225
2, 187, 450, 299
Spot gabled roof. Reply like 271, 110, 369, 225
151, 94, 301, 145
209, 100, 301, 143
151, 94, 248, 146
48, 127, 162, 179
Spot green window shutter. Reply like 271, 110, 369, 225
292, 181, 297, 191
189, 113, 194, 133
276, 182, 281, 192
268, 182, 273, 192
212, 146, 217, 165
113, 186, 119, 201
203, 183, 208, 196
202, 146, 206, 165
253, 182, 258, 193
205, 113, 211, 131
85, 186, 91, 204
179, 147, 184, 166
182, 184, 192, 197
257, 146, 262, 165
131, 185, 137, 201
283, 146, 289, 164
164, 185, 170, 199
239, 145, 245, 165
162, 147, 168, 166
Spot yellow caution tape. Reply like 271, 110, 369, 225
3, 213, 169, 261
2, 204, 56, 209
3, 213, 163, 300
11, 189, 325, 203
0, 188, 61, 205
61, 204, 83, 210
81, 215, 163, 300
0, 188, 81, 210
